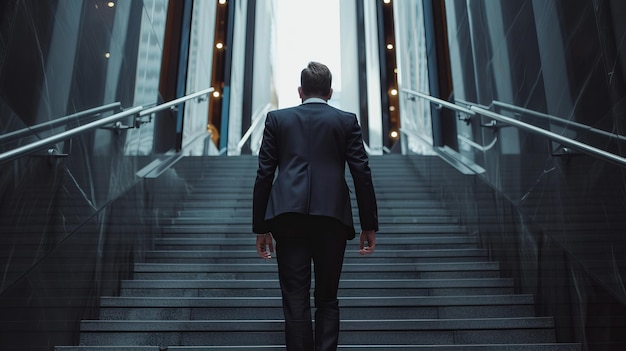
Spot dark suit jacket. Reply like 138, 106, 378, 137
253, 101, 378, 239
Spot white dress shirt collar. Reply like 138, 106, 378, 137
302, 97, 327, 104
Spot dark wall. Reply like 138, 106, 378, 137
0, 172, 189, 350
441, 0, 626, 349
0, 1, 174, 349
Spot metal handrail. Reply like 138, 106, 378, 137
401, 89, 626, 168
470, 106, 626, 167
0, 107, 142, 164
237, 103, 272, 153
0, 102, 122, 144
399, 127, 433, 147
401, 88, 475, 116
0, 87, 214, 164
492, 100, 626, 142
140, 88, 213, 117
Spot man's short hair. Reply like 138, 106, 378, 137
300, 62, 332, 97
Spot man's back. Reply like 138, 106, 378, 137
253, 100, 377, 238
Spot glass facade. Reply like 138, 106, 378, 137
225, 0, 278, 155
124, 0, 170, 155
249, 0, 278, 155
0, 1, 206, 349
394, 0, 626, 347
0, 0, 170, 290
183, 0, 217, 154
225, 0, 248, 155
393, 0, 434, 154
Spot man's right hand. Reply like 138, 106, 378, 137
359, 229, 376, 255
256, 233, 274, 259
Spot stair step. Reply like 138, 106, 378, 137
119, 278, 514, 289
170, 213, 462, 221
119, 278, 515, 297
131, 263, 501, 280
181, 199, 447, 207
145, 247, 487, 255
155, 243, 478, 251
132, 272, 501, 281
162, 222, 467, 230
99, 305, 535, 320
154, 236, 477, 245
177, 208, 454, 217
56, 344, 582, 350
144, 248, 489, 263
75, 318, 558, 346
172, 216, 459, 225
97, 295, 535, 319
132, 262, 500, 277
184, 194, 443, 202
100, 294, 534, 307
162, 224, 467, 233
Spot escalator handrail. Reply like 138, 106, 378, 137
401, 89, 626, 168
0, 87, 214, 165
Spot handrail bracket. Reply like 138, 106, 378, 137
457, 112, 472, 125
101, 120, 135, 134
551, 146, 579, 163
101, 111, 152, 133
27, 147, 69, 166
134, 113, 153, 128
481, 120, 498, 129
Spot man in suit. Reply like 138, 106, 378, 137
253, 61, 378, 351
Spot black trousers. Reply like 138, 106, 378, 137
271, 214, 348, 351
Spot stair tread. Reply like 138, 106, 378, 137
132, 262, 500, 274
154, 236, 476, 243
56, 344, 582, 350
99, 294, 535, 307
144, 248, 488, 259
120, 278, 515, 288
78, 317, 556, 331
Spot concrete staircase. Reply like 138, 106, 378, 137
55, 155, 580, 350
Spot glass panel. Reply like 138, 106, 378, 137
394, 0, 434, 154
182, 0, 216, 154
0, 0, 169, 293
